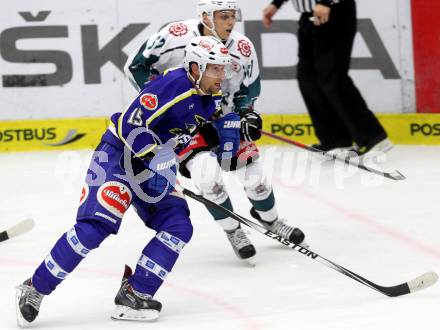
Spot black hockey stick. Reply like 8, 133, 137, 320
178, 186, 437, 297
261, 130, 405, 181
0, 219, 35, 243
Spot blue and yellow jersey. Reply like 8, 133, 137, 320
103, 68, 221, 157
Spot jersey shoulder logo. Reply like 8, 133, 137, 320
237, 39, 251, 57
169, 23, 189, 37
140, 93, 158, 111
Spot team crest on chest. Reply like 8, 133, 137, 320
140, 93, 158, 111
169, 23, 189, 36
237, 39, 251, 57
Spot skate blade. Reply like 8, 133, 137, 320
16, 286, 30, 328
243, 256, 256, 267
299, 241, 310, 249
311, 152, 334, 162
111, 305, 159, 322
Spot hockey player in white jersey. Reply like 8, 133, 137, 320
126, 0, 306, 263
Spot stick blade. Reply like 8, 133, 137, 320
7, 218, 35, 239
386, 170, 406, 181
408, 271, 438, 294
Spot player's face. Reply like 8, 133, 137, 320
213, 10, 236, 40
200, 64, 227, 94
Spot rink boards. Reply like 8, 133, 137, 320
0, 0, 439, 152
0, 114, 439, 152
0, 0, 434, 122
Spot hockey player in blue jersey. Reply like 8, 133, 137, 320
15, 36, 238, 325
124, 0, 306, 264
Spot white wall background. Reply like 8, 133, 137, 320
0, 0, 414, 120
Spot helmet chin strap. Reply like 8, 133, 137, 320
187, 72, 208, 95
201, 19, 227, 42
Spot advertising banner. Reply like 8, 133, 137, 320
0, 117, 108, 152
260, 114, 440, 145
0, 0, 415, 120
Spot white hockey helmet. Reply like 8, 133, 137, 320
197, 0, 241, 40
197, 0, 239, 21
183, 36, 232, 83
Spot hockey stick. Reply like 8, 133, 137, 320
177, 186, 437, 297
0, 218, 35, 242
260, 130, 405, 181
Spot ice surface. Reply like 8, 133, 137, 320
1, 146, 439, 330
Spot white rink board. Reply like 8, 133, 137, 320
0, 0, 414, 119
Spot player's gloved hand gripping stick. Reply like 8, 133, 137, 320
212, 112, 241, 160
240, 111, 262, 142
144, 145, 177, 195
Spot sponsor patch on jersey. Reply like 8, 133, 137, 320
140, 93, 158, 111
97, 181, 132, 218
169, 23, 188, 36
237, 39, 251, 57
79, 184, 89, 207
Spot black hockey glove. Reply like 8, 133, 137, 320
240, 111, 262, 142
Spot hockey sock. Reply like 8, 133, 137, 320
204, 197, 240, 231
130, 229, 190, 297
247, 189, 278, 223
32, 220, 112, 295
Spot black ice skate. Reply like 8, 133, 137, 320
226, 226, 256, 265
16, 278, 44, 328
250, 207, 306, 245
111, 265, 162, 322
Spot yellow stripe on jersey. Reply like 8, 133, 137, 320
117, 111, 131, 151
135, 142, 158, 158
117, 88, 220, 158
163, 67, 180, 76
116, 112, 158, 158
145, 88, 199, 126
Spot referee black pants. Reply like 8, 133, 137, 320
297, 0, 387, 148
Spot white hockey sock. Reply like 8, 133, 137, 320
216, 217, 240, 232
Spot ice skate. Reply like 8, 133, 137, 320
111, 265, 162, 322
250, 207, 307, 246
226, 227, 256, 266
16, 278, 44, 328
355, 137, 393, 157
311, 143, 357, 161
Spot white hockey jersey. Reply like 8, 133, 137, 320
125, 19, 261, 114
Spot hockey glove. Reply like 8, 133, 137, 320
240, 111, 262, 142
212, 112, 241, 160
145, 146, 177, 195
